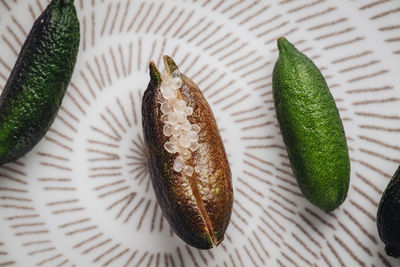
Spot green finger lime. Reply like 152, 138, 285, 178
272, 37, 350, 212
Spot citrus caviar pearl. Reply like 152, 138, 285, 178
182, 120, 191, 131
161, 114, 169, 123
183, 165, 194, 176
179, 135, 191, 148
159, 70, 200, 177
191, 124, 200, 133
168, 112, 178, 125
161, 103, 173, 114
163, 124, 172, 137
173, 156, 185, 172
188, 131, 198, 142
164, 142, 177, 153
174, 100, 186, 113
189, 142, 199, 152
171, 124, 181, 137
184, 107, 193, 116
180, 148, 191, 160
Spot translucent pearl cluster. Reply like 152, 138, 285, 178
159, 70, 200, 177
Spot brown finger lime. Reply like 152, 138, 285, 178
142, 56, 233, 249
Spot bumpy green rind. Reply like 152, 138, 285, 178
272, 37, 350, 212
377, 166, 400, 258
0, 0, 80, 164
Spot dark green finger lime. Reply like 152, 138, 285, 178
0, 0, 80, 165
377, 166, 400, 258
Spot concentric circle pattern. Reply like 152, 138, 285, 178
1, 0, 400, 266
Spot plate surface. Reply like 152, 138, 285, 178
1, 0, 400, 266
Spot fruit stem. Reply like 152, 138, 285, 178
277, 37, 292, 54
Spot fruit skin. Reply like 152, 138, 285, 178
377, 166, 400, 258
0, 0, 80, 164
272, 37, 350, 212
142, 56, 233, 249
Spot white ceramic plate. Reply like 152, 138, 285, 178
1, 0, 400, 266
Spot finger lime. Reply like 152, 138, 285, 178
272, 37, 350, 212
377, 166, 400, 258
0, 0, 80, 164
